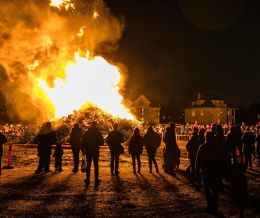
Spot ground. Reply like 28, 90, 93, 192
0, 142, 259, 217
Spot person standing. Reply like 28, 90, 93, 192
241, 127, 255, 169
255, 129, 260, 166
107, 123, 125, 176
69, 123, 83, 173
82, 121, 104, 185
143, 126, 161, 173
186, 127, 201, 177
0, 131, 7, 175
196, 132, 225, 214
53, 143, 63, 172
226, 126, 242, 164
163, 122, 181, 175
128, 128, 143, 173
35, 122, 57, 173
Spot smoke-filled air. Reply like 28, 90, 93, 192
0, 0, 133, 122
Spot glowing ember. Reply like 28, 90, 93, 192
35, 52, 134, 120
49, 0, 75, 10
93, 11, 100, 19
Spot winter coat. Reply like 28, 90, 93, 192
0, 133, 7, 157
128, 133, 143, 155
37, 130, 57, 157
241, 131, 255, 153
143, 130, 161, 155
107, 130, 125, 154
69, 126, 83, 150
227, 132, 242, 154
196, 139, 224, 180
186, 134, 201, 161
82, 127, 104, 155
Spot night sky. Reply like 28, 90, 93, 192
103, 0, 260, 109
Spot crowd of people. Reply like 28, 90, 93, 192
1, 119, 260, 217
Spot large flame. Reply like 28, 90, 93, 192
34, 52, 133, 120
49, 0, 75, 10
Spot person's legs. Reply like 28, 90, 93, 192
132, 154, 136, 172
137, 155, 141, 173
93, 154, 99, 182
115, 154, 119, 175
202, 174, 212, 211
152, 157, 159, 173
36, 156, 44, 172
0, 155, 2, 175
86, 155, 92, 182
44, 155, 51, 172
72, 148, 80, 171
58, 157, 62, 171
110, 152, 114, 174
55, 158, 58, 171
148, 155, 152, 172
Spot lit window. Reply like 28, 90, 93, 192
200, 110, 204, 116
192, 110, 195, 116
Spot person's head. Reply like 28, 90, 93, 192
92, 121, 97, 128
113, 123, 119, 131
230, 126, 236, 134
170, 122, 176, 129
193, 127, 199, 135
74, 123, 79, 128
147, 125, 153, 132
206, 131, 215, 143
134, 128, 140, 135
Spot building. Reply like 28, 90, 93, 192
185, 96, 237, 124
130, 95, 161, 124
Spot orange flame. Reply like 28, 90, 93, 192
49, 0, 75, 10
34, 52, 134, 120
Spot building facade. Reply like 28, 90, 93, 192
131, 95, 161, 124
185, 98, 236, 124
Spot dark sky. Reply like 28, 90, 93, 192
103, 0, 260, 109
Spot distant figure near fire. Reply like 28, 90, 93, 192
0, 131, 7, 175
35, 122, 57, 174
163, 123, 180, 175
107, 123, 125, 176
186, 127, 200, 178
53, 143, 63, 172
143, 126, 161, 173
82, 121, 104, 185
128, 128, 144, 173
196, 132, 225, 214
69, 123, 83, 173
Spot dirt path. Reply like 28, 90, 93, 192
0, 143, 259, 217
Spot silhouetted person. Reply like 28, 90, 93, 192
215, 124, 229, 177
143, 126, 161, 173
227, 126, 242, 164
82, 121, 104, 185
163, 123, 180, 175
53, 143, 63, 172
186, 128, 201, 178
229, 162, 248, 218
69, 123, 83, 173
241, 127, 255, 169
0, 132, 7, 175
199, 128, 206, 144
35, 122, 57, 173
256, 131, 260, 165
107, 123, 125, 176
196, 132, 225, 214
128, 128, 143, 173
